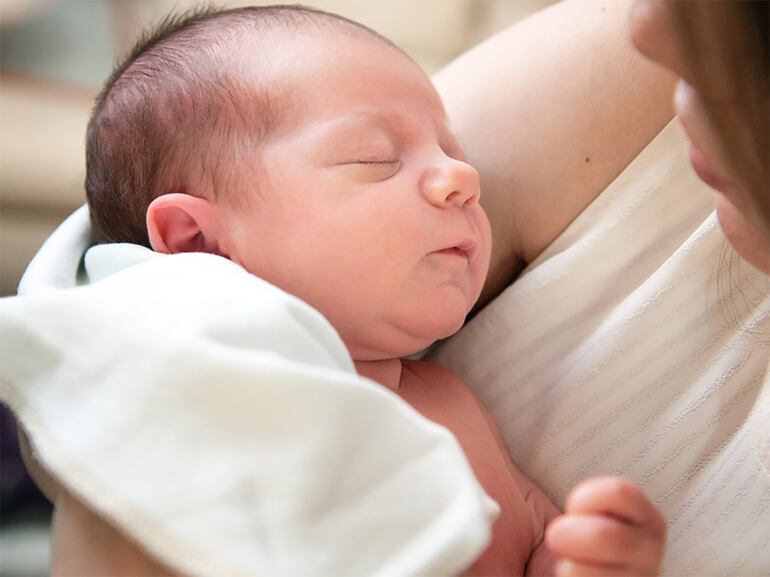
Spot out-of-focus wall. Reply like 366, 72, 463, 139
0, 0, 557, 297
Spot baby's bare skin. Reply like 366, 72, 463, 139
364, 360, 666, 576
397, 360, 558, 575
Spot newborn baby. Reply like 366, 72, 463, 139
86, 5, 666, 575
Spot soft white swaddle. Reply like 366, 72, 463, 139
429, 119, 770, 576
0, 209, 497, 577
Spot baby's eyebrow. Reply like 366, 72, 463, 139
324, 111, 395, 135
305, 114, 398, 164
313, 108, 454, 148
308, 112, 398, 150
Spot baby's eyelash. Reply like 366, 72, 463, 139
355, 159, 399, 165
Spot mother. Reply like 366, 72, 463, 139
433, 0, 769, 574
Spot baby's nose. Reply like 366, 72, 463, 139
421, 159, 480, 208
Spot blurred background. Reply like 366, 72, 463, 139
0, 1, 555, 575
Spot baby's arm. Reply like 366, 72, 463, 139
477, 401, 664, 575
473, 399, 560, 575
546, 476, 666, 576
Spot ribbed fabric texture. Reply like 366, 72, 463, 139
429, 119, 770, 576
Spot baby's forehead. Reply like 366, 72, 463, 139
222, 27, 453, 155
309, 108, 455, 145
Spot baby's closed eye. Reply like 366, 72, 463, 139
338, 158, 402, 180
352, 159, 399, 165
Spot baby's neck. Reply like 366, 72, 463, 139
354, 358, 403, 392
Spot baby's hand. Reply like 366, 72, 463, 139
545, 476, 666, 576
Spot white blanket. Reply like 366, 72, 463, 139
430, 119, 770, 576
0, 208, 497, 577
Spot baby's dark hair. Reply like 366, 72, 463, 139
86, 4, 398, 247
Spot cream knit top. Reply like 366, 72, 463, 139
429, 119, 770, 576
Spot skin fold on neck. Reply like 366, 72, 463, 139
354, 358, 404, 392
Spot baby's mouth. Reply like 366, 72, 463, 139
435, 247, 469, 259
433, 239, 477, 261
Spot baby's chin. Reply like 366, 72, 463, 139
346, 309, 468, 361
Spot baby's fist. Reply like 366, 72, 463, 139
545, 476, 666, 576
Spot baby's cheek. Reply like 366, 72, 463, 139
475, 228, 493, 291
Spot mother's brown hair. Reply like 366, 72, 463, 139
670, 0, 769, 240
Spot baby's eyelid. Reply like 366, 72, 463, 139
356, 159, 400, 165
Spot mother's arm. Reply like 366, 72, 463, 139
435, 0, 675, 307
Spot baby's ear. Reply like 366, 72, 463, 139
146, 194, 221, 255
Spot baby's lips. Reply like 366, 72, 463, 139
433, 237, 477, 261
455, 238, 478, 261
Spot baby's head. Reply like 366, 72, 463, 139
87, 5, 491, 360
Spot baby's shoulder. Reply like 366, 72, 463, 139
398, 359, 486, 422
400, 359, 467, 388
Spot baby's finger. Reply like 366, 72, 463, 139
546, 513, 661, 570
566, 476, 666, 536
